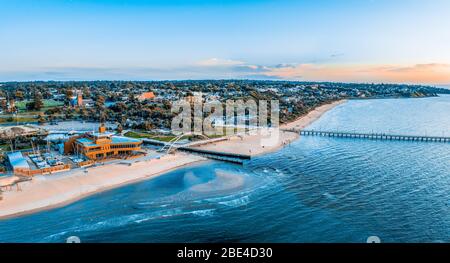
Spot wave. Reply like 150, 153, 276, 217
218, 195, 250, 208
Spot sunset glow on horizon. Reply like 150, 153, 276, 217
1, 0, 449, 85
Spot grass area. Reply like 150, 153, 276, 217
0, 99, 66, 124
124, 131, 179, 142
15, 99, 64, 111
124, 131, 155, 139
125, 131, 209, 142
0, 99, 64, 124
124, 130, 227, 143
0, 144, 11, 152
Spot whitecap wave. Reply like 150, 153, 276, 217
218, 195, 250, 208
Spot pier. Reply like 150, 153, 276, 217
177, 146, 250, 164
293, 130, 450, 143
142, 138, 250, 164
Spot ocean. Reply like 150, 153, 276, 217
0, 95, 449, 243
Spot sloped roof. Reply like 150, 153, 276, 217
6, 151, 30, 170
138, 92, 155, 100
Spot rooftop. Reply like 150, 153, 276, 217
111, 136, 141, 144
138, 91, 155, 101
6, 152, 30, 170
76, 135, 141, 146
76, 137, 97, 146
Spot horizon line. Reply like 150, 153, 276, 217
1, 79, 448, 88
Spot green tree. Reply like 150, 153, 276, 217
128, 93, 136, 104
82, 86, 91, 98
65, 89, 74, 105
37, 114, 46, 124
0, 100, 7, 111
33, 92, 44, 111
116, 123, 123, 134
95, 95, 105, 109
144, 121, 153, 131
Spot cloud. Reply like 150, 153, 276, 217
196, 58, 245, 67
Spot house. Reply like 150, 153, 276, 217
138, 92, 155, 102
64, 126, 143, 160
69, 90, 83, 107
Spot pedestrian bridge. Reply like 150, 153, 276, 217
284, 129, 450, 143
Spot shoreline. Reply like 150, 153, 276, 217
0, 100, 346, 220
193, 99, 347, 157
0, 153, 208, 220
280, 100, 346, 131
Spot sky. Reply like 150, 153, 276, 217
1, 0, 450, 84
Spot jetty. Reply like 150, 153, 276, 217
290, 129, 450, 143
142, 138, 251, 164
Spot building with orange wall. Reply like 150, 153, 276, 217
64, 126, 142, 160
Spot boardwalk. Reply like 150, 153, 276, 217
286, 129, 450, 143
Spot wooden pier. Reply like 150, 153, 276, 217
295, 130, 450, 143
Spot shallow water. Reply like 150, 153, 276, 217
0, 96, 449, 243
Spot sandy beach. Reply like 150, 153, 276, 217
0, 99, 345, 220
0, 153, 206, 219
194, 100, 347, 156
280, 100, 346, 131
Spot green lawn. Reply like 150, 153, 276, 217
0, 144, 11, 152
15, 99, 64, 111
124, 131, 225, 142
125, 131, 196, 142
0, 99, 65, 124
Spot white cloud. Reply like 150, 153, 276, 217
196, 58, 245, 67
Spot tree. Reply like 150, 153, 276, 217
82, 86, 91, 98
128, 93, 136, 104
65, 89, 74, 105
95, 95, 105, 109
37, 114, 46, 124
0, 100, 7, 111
116, 123, 123, 134
99, 111, 107, 123
144, 121, 153, 131
15, 90, 24, 100
33, 92, 44, 111
25, 92, 44, 111
80, 108, 89, 120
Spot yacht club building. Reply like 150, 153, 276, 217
64, 126, 142, 160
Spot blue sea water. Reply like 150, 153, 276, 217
0, 96, 449, 243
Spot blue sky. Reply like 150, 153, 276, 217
1, 0, 450, 84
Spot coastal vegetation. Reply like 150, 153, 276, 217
1, 80, 448, 130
